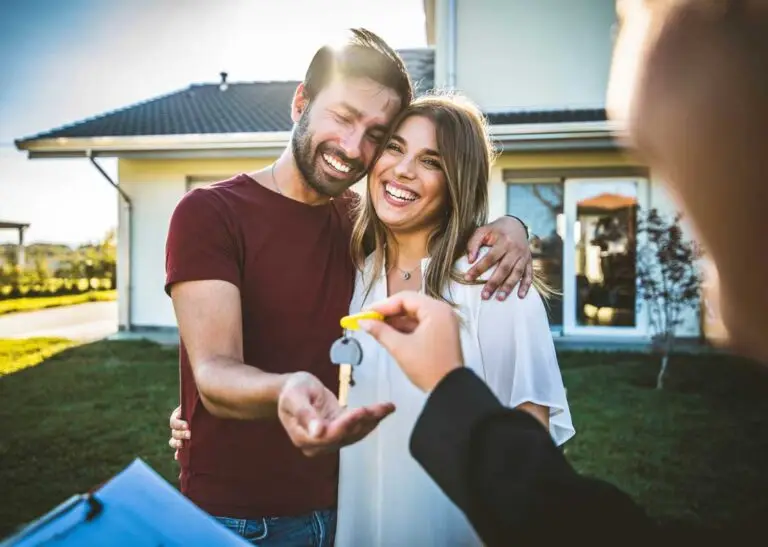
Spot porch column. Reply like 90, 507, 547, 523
17, 226, 26, 268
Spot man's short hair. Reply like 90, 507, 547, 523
302, 28, 414, 109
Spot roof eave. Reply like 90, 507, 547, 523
15, 121, 625, 158
15, 132, 293, 159
492, 120, 624, 152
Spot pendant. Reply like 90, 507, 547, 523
402, 271, 411, 280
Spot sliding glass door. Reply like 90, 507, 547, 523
507, 178, 648, 337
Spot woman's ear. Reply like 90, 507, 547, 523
291, 83, 309, 122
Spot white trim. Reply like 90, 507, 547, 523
491, 120, 619, 138
16, 132, 292, 154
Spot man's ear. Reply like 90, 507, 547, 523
291, 83, 309, 123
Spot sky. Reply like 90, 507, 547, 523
0, 0, 427, 245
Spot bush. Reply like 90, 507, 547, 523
0, 278, 115, 301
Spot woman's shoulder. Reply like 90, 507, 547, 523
451, 250, 545, 313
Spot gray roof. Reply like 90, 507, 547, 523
16, 47, 606, 144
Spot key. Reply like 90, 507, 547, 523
330, 330, 363, 407
330, 331, 363, 368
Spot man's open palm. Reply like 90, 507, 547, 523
277, 372, 395, 457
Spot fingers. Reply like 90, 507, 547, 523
323, 404, 395, 445
518, 260, 534, 298
169, 405, 189, 454
465, 226, 490, 264
493, 255, 525, 301
279, 373, 327, 437
171, 428, 190, 441
294, 403, 396, 457
465, 245, 504, 292
169, 406, 184, 429
483, 254, 518, 301
386, 314, 419, 334
359, 318, 407, 353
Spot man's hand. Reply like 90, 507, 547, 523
360, 291, 464, 392
466, 216, 533, 300
277, 372, 395, 457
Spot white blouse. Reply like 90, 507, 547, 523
335, 253, 575, 546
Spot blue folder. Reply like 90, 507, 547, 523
1, 458, 250, 546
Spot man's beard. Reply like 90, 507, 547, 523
292, 108, 365, 198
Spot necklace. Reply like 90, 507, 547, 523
270, 163, 283, 196
394, 264, 420, 280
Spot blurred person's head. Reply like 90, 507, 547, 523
607, 0, 768, 362
290, 28, 413, 198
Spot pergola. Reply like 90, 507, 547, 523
0, 221, 30, 267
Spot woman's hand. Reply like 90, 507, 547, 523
169, 405, 190, 460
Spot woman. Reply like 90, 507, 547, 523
170, 93, 574, 545
334, 93, 574, 546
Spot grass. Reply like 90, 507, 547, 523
0, 290, 117, 316
560, 352, 768, 535
0, 341, 767, 539
0, 340, 179, 538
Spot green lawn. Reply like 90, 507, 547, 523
0, 290, 117, 316
0, 341, 766, 539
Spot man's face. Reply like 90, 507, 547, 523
292, 77, 402, 198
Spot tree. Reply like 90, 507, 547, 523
636, 208, 703, 389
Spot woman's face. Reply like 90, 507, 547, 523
369, 115, 448, 235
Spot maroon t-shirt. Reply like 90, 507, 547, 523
165, 173, 356, 519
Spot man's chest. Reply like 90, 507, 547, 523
235, 216, 355, 345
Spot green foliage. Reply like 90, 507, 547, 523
0, 229, 117, 300
0, 290, 117, 316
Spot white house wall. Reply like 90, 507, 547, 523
436, 0, 616, 111
116, 158, 272, 330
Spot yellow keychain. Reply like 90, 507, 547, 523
339, 310, 384, 331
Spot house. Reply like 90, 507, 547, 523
14, 0, 703, 342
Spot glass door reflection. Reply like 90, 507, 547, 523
566, 180, 640, 330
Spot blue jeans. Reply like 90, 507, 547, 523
214, 510, 336, 546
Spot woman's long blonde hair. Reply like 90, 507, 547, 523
350, 92, 546, 305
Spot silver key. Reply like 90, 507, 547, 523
330, 331, 363, 388
330, 331, 363, 367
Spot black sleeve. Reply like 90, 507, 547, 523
410, 368, 656, 546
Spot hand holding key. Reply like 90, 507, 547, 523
277, 371, 395, 457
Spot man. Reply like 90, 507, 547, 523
360, 1, 768, 544
165, 28, 533, 546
